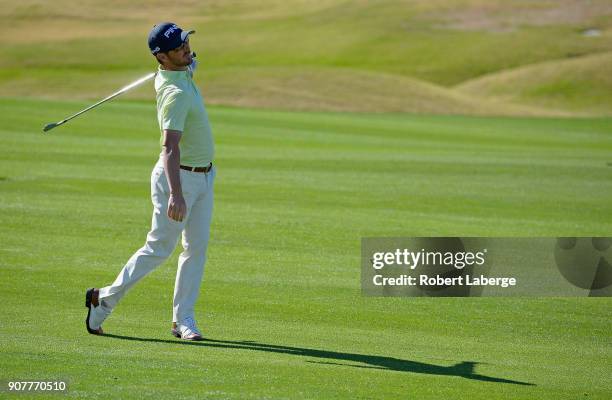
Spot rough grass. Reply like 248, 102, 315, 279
0, 97, 611, 398
0, 0, 611, 115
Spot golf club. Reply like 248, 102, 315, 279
42, 52, 197, 133
42, 72, 157, 133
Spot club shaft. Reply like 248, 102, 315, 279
48, 72, 156, 130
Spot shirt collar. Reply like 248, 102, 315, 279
157, 66, 190, 82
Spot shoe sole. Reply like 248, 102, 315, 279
171, 328, 202, 341
84, 288, 102, 335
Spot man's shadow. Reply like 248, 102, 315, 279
103, 334, 534, 386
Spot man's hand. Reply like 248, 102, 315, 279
168, 192, 187, 222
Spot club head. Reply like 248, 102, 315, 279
43, 122, 58, 132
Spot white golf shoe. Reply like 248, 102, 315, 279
172, 316, 203, 341
85, 288, 112, 335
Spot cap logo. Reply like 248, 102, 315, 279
163, 24, 179, 38
152, 46, 160, 54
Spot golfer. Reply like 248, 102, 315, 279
85, 22, 215, 341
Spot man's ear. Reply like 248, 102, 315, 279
155, 53, 167, 65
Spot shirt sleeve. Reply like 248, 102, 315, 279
160, 89, 190, 132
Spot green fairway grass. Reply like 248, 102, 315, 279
0, 98, 611, 399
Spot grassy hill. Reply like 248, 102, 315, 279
456, 51, 612, 114
1, 0, 611, 115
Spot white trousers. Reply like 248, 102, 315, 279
99, 159, 215, 323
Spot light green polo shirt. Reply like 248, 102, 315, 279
155, 67, 214, 167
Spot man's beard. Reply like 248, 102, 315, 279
170, 55, 191, 67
